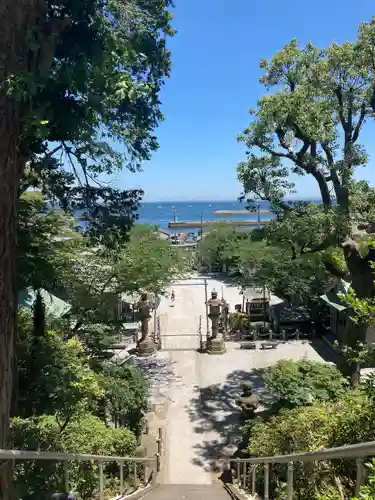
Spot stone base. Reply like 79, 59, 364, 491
137, 338, 157, 357
206, 336, 226, 355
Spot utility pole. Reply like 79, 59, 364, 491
153, 295, 158, 338
263, 284, 266, 329
204, 278, 209, 338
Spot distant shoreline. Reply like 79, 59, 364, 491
141, 198, 322, 204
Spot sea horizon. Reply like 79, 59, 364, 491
141, 197, 321, 204
137, 199, 321, 232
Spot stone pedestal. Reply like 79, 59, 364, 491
138, 338, 157, 357
206, 334, 226, 355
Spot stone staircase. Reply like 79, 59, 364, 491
143, 484, 231, 499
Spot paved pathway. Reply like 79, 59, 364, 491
146, 276, 325, 486
144, 484, 230, 499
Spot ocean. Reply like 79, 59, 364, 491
138, 200, 271, 232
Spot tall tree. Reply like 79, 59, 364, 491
0, 1, 173, 495
237, 22, 375, 351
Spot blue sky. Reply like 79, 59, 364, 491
116, 0, 375, 202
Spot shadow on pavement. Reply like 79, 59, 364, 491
309, 338, 342, 365
187, 367, 272, 472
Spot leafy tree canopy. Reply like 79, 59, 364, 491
236, 21, 375, 346
11, 0, 175, 246
198, 224, 243, 270
64, 224, 189, 326
17, 190, 81, 291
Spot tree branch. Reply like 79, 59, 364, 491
254, 142, 291, 159
275, 127, 290, 151
46, 145, 63, 157
334, 86, 347, 132
301, 232, 338, 255
296, 140, 310, 158
371, 83, 375, 114
352, 102, 366, 143
322, 259, 350, 281
347, 88, 354, 145
285, 115, 309, 143
287, 239, 297, 260
321, 142, 343, 203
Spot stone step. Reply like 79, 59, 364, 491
144, 484, 231, 499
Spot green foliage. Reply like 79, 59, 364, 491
17, 191, 81, 291
64, 224, 189, 328
115, 225, 190, 295
229, 312, 248, 332
9, 0, 175, 247
11, 414, 136, 500
351, 460, 375, 500
340, 287, 375, 325
236, 23, 375, 339
74, 323, 121, 364
15, 310, 149, 497
99, 362, 150, 434
17, 323, 103, 423
198, 224, 240, 270
264, 359, 348, 409
243, 391, 375, 499
198, 220, 330, 308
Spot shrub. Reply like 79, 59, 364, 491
264, 359, 349, 410
11, 414, 136, 500
229, 312, 248, 332
243, 391, 375, 499
99, 362, 150, 435
17, 326, 103, 420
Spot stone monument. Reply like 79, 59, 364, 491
235, 381, 260, 420
136, 293, 156, 356
206, 290, 226, 354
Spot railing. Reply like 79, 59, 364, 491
229, 440, 375, 500
198, 314, 203, 351
153, 315, 162, 350
0, 449, 158, 500
241, 329, 313, 342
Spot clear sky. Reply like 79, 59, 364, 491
116, 0, 375, 202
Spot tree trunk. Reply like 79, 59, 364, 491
0, 2, 41, 496
0, 2, 70, 497
340, 240, 375, 383
0, 16, 28, 496
0, 132, 23, 499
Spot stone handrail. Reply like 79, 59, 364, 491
229, 440, 375, 500
0, 449, 158, 500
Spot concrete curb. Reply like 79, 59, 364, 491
222, 482, 256, 500
119, 484, 153, 500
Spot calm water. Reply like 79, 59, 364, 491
138, 200, 271, 231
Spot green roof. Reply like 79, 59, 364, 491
19, 288, 71, 318
320, 292, 347, 312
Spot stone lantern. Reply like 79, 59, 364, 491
136, 293, 156, 356
206, 290, 226, 354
